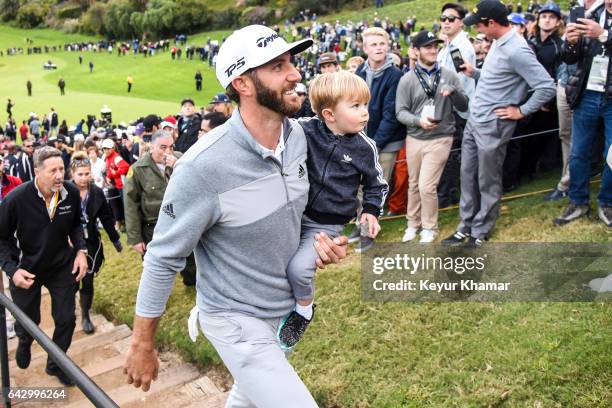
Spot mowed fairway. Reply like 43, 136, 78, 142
0, 25, 229, 125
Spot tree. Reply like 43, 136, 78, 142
16, 2, 47, 28
0, 0, 21, 22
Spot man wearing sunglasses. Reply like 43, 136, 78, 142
437, 3, 476, 208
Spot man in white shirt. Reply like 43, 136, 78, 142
436, 2, 476, 207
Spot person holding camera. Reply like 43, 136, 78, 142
436, 2, 476, 208
441, 0, 555, 247
554, 0, 612, 227
70, 152, 123, 334
396, 30, 468, 244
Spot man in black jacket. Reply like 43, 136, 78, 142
0, 146, 88, 386
14, 139, 35, 182
554, 0, 612, 227
174, 98, 202, 153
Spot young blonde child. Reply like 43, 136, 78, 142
278, 71, 388, 350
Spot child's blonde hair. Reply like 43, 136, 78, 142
309, 71, 370, 118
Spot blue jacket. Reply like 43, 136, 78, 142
299, 117, 388, 225
356, 62, 406, 152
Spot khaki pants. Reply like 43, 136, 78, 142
406, 136, 452, 230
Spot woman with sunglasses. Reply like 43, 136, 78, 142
71, 152, 123, 334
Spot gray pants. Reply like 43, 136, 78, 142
457, 118, 516, 239
198, 310, 318, 408
556, 84, 573, 192
287, 217, 343, 301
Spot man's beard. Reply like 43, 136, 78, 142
251, 74, 300, 117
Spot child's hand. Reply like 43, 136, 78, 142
360, 213, 381, 238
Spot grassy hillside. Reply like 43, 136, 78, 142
0, 26, 230, 125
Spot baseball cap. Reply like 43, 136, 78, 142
143, 114, 161, 131
318, 52, 338, 66
412, 30, 444, 48
181, 98, 195, 107
134, 123, 145, 136
101, 138, 115, 149
295, 83, 307, 95
215, 25, 313, 89
210, 93, 231, 104
524, 13, 536, 23
464, 0, 509, 26
508, 13, 526, 25
538, 3, 561, 19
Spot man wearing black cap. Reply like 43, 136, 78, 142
441, 0, 555, 247
396, 31, 468, 244
174, 98, 201, 153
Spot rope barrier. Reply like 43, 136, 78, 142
393, 128, 560, 164
378, 177, 602, 222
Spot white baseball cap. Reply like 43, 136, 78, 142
215, 25, 313, 89
160, 121, 176, 130
101, 138, 115, 149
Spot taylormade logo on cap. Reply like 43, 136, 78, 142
215, 25, 314, 89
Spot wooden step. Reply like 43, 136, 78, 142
9, 324, 131, 370
9, 330, 121, 372
64, 363, 201, 408
7, 315, 115, 355
122, 375, 226, 408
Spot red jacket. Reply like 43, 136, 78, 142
1, 174, 22, 199
105, 151, 129, 190
19, 124, 29, 138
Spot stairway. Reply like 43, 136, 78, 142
2, 287, 229, 407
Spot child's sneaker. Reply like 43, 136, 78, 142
277, 304, 316, 351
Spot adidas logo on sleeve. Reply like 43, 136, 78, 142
162, 203, 176, 219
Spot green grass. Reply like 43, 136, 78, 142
97, 171, 611, 407
0, 26, 229, 125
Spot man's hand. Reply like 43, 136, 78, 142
494, 106, 524, 120
460, 60, 475, 77
576, 18, 605, 39
12, 269, 35, 289
314, 232, 348, 269
124, 316, 160, 392
72, 251, 88, 282
565, 23, 582, 44
419, 118, 438, 130
164, 153, 177, 168
359, 213, 381, 238
132, 242, 146, 256
440, 85, 454, 97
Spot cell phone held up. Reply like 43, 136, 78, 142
450, 48, 465, 72
569, 6, 585, 24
